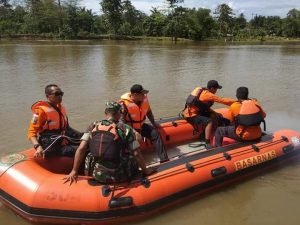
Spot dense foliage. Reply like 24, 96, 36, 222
0, 0, 299, 40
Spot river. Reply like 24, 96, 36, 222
0, 40, 300, 225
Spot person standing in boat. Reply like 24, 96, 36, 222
214, 87, 266, 147
119, 84, 169, 163
64, 101, 154, 185
183, 80, 235, 149
27, 84, 82, 158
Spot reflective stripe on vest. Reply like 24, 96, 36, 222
119, 93, 150, 130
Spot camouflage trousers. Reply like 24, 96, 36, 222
84, 153, 139, 184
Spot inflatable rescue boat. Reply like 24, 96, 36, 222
1, 111, 300, 225
140, 108, 234, 150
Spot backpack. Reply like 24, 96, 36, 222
89, 122, 124, 162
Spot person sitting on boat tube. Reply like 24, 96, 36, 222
27, 84, 82, 158
183, 80, 235, 149
214, 87, 266, 147
119, 84, 169, 163
63, 101, 155, 185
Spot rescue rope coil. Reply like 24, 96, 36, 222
42, 135, 81, 154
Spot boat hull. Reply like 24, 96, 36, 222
1, 129, 300, 225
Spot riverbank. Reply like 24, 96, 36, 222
0, 34, 299, 44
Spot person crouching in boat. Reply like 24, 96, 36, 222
64, 101, 155, 185
183, 80, 235, 149
214, 87, 266, 147
28, 84, 82, 158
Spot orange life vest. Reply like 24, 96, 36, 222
31, 101, 67, 133
235, 100, 264, 140
183, 87, 213, 118
236, 100, 264, 127
119, 93, 150, 130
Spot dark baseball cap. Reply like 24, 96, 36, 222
130, 84, 149, 94
207, 80, 222, 89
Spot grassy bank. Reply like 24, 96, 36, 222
0, 34, 299, 44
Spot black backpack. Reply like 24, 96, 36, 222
89, 122, 124, 162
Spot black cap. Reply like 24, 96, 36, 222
207, 80, 222, 89
130, 84, 149, 94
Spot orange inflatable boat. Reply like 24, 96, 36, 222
1, 114, 300, 225
140, 108, 233, 150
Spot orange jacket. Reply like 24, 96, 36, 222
27, 101, 67, 139
183, 87, 235, 118
229, 100, 266, 140
119, 93, 150, 130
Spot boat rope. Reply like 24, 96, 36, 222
188, 142, 206, 148
42, 135, 81, 154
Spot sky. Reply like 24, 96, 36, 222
82, 0, 300, 20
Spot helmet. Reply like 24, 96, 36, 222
105, 101, 122, 113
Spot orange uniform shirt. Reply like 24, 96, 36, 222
199, 90, 236, 106
183, 89, 235, 117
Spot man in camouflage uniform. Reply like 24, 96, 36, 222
64, 101, 154, 185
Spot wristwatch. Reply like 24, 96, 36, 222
33, 143, 40, 149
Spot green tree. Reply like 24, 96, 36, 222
120, 0, 145, 35
250, 15, 265, 28
265, 16, 282, 36
94, 14, 109, 34
122, 0, 136, 27
214, 3, 234, 37
62, 4, 79, 37
143, 7, 167, 37
77, 7, 95, 34
25, 0, 41, 13
166, 0, 184, 41
186, 8, 215, 40
166, 0, 184, 8
100, 0, 122, 34
284, 8, 300, 37
164, 6, 189, 39
232, 13, 247, 38
1, 1, 299, 41
0, 1, 14, 35
0, 0, 11, 7
23, 0, 60, 35
235, 13, 246, 29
